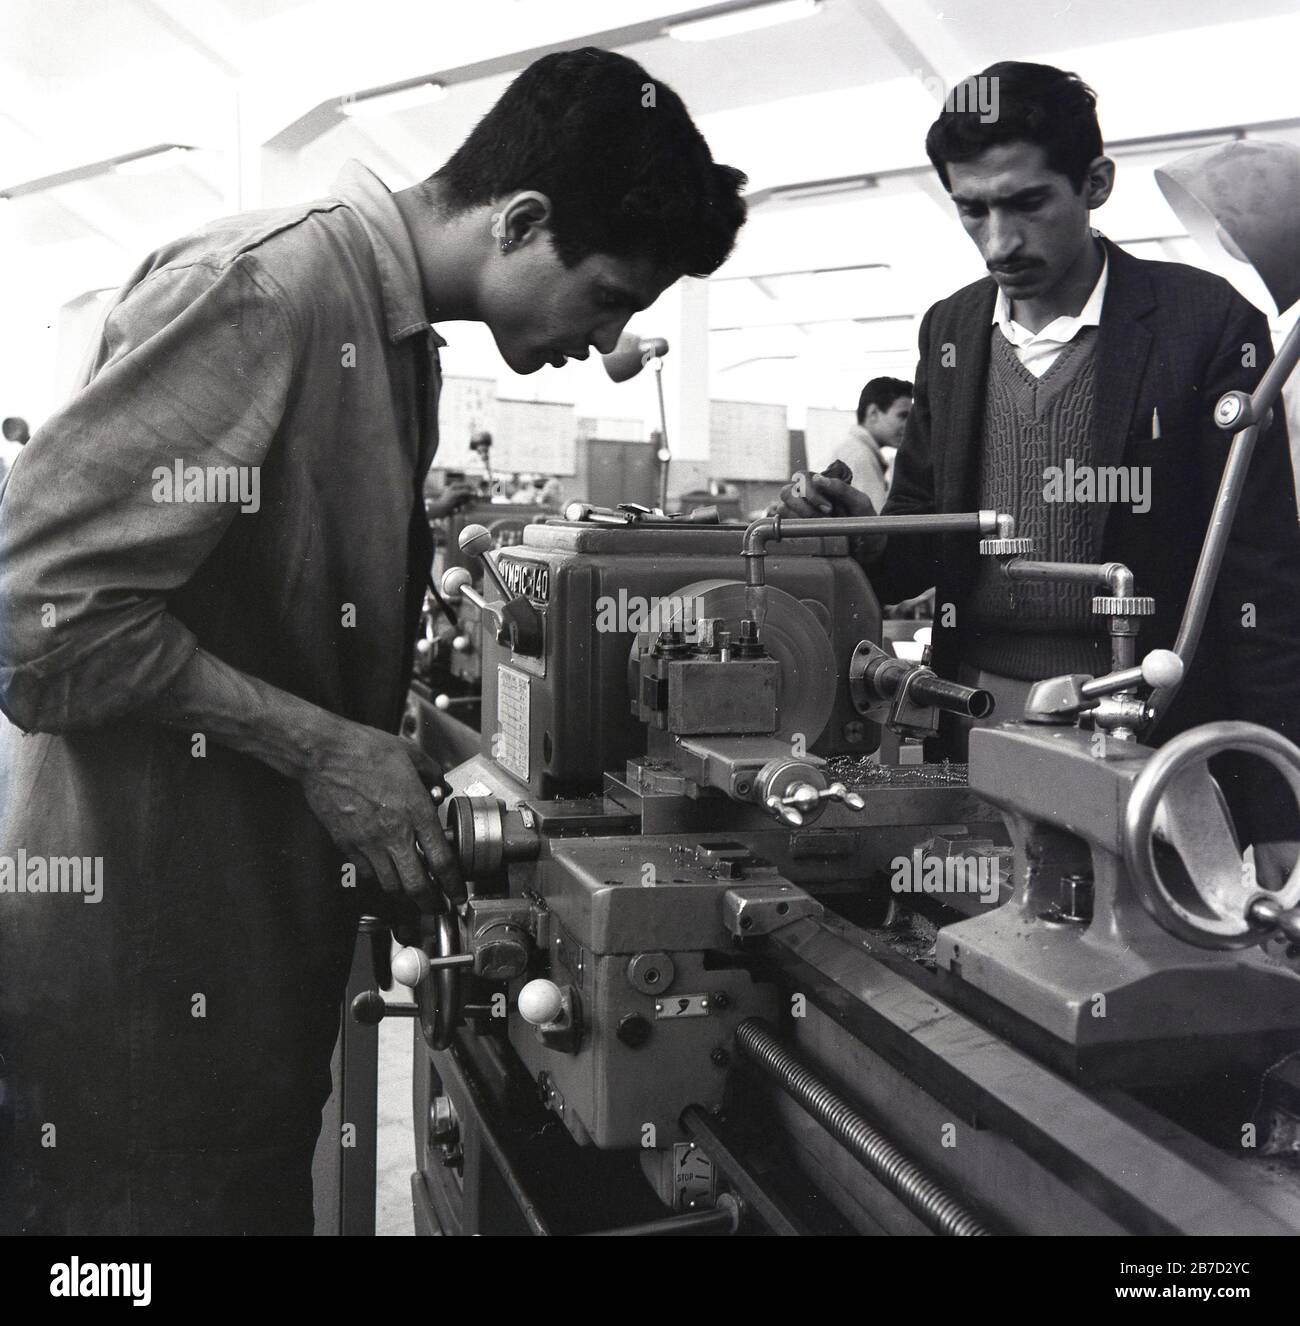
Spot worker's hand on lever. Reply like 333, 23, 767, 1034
778, 471, 878, 520
301, 716, 466, 911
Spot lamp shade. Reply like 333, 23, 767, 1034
1155, 140, 1300, 315
602, 334, 669, 383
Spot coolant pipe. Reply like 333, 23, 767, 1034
1002, 559, 1134, 594
1002, 559, 1137, 671
741, 510, 1003, 584
741, 511, 1003, 632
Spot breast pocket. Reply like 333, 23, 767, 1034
1122, 433, 1189, 518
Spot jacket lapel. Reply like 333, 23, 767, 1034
1090, 240, 1156, 549
940, 282, 996, 511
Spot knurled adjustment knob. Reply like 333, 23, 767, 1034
1092, 595, 1155, 616
979, 537, 1034, 556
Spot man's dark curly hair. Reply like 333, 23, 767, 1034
925, 62, 1103, 192
429, 47, 747, 277
856, 377, 912, 425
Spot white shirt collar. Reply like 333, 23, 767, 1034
992, 247, 1109, 349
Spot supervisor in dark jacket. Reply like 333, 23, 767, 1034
780, 61, 1300, 873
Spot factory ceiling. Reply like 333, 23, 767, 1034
3, 0, 1298, 416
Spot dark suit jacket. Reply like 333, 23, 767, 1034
873, 239, 1300, 843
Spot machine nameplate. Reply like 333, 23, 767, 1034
496, 666, 531, 781
496, 556, 551, 604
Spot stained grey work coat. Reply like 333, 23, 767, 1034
0, 162, 441, 1233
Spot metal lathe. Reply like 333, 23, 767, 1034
356, 310, 1300, 1235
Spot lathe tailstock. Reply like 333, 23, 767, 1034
366, 508, 1300, 1236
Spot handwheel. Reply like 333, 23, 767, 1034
1122, 721, 1300, 947
416, 912, 464, 1051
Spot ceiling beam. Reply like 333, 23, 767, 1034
338, 114, 445, 187
265, 0, 785, 152
846, 0, 973, 90
0, 109, 140, 252
131, 0, 245, 79
744, 114, 1300, 210
910, 169, 957, 223
334, 121, 423, 191
1, 144, 194, 199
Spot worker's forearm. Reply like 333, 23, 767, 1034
144, 643, 463, 905
146, 645, 345, 780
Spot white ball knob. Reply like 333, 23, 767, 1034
434, 693, 451, 711
458, 523, 493, 557
452, 635, 472, 653
441, 566, 472, 598
391, 946, 431, 989
518, 979, 564, 1026
1140, 649, 1184, 689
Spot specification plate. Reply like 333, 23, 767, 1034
496, 665, 530, 782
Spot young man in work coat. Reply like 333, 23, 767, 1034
0, 47, 746, 1235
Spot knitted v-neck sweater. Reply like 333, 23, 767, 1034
963, 326, 1111, 681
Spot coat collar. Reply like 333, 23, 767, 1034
330, 160, 446, 348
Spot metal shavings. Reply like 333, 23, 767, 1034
824, 758, 969, 790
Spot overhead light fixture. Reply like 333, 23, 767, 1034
113, 146, 194, 177
1156, 140, 1300, 316
667, 0, 821, 42
3, 143, 193, 198
339, 82, 448, 117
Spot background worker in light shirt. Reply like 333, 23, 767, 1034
827, 376, 912, 512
